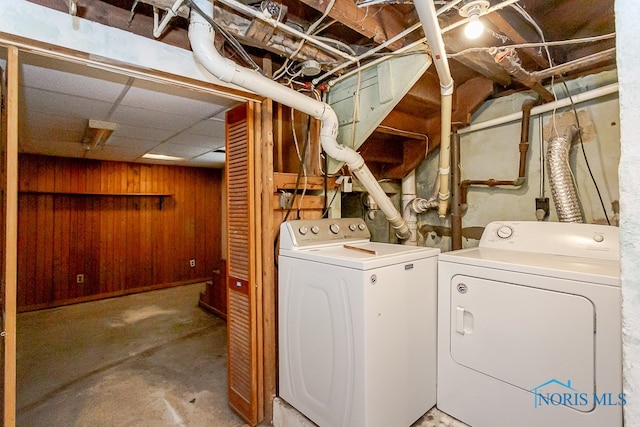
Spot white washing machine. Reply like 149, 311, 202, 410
278, 218, 440, 427
437, 221, 622, 427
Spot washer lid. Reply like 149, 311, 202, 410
439, 247, 620, 286
280, 242, 440, 270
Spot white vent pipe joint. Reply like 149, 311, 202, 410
188, 0, 410, 239
153, 0, 185, 38
414, 0, 454, 218
402, 171, 418, 246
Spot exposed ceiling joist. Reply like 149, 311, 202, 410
297, 0, 407, 50
486, 10, 550, 69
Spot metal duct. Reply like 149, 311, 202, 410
546, 126, 583, 223
187, 0, 410, 239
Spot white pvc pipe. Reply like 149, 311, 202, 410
402, 170, 418, 245
153, 0, 185, 38
414, 0, 454, 218
458, 83, 619, 134
188, 0, 410, 239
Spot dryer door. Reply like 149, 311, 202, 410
449, 275, 595, 412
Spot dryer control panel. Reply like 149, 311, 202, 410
480, 221, 619, 260
280, 218, 371, 250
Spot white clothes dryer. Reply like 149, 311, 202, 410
278, 218, 440, 427
437, 221, 622, 427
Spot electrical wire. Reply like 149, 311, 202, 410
282, 115, 312, 223
186, 0, 264, 74
447, 33, 616, 58
273, 0, 336, 80
560, 78, 611, 225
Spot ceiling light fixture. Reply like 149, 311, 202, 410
459, 0, 490, 40
142, 153, 186, 161
82, 119, 117, 150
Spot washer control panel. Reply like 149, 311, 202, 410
280, 218, 370, 249
479, 221, 619, 261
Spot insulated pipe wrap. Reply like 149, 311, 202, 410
546, 126, 583, 223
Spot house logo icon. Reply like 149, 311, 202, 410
530, 379, 578, 408
530, 378, 626, 409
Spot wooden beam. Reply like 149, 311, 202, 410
4, 45, 19, 427
27, 0, 192, 49
485, 10, 550, 69
273, 173, 335, 190
452, 77, 495, 126
359, 139, 404, 165
297, 0, 406, 50
380, 110, 430, 135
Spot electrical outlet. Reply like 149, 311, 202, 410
189, 259, 196, 268
76, 274, 84, 284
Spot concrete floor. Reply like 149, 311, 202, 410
17, 283, 247, 427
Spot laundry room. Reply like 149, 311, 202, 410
1, 1, 639, 427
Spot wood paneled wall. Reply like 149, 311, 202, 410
17, 154, 222, 311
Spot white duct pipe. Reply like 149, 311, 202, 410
188, 0, 410, 239
414, 0, 454, 218
458, 83, 619, 134
402, 171, 418, 245
153, 0, 185, 38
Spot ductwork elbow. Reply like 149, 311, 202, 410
188, 0, 410, 240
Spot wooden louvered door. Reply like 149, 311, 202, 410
225, 103, 263, 425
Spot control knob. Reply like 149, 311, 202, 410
329, 223, 340, 234
298, 226, 308, 235
496, 225, 513, 239
311, 225, 320, 234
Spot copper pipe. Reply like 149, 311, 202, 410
460, 99, 537, 210
451, 130, 463, 250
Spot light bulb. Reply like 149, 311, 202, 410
464, 13, 484, 39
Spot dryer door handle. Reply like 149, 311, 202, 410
456, 306, 474, 335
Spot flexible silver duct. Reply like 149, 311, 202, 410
546, 125, 583, 223
187, 0, 410, 239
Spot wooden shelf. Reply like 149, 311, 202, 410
19, 191, 172, 209
19, 191, 172, 196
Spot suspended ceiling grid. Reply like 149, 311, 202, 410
2, 50, 241, 168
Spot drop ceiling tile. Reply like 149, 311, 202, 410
147, 142, 212, 159
187, 118, 226, 136
84, 145, 144, 162
111, 123, 175, 142
20, 140, 88, 159
121, 79, 237, 118
20, 56, 128, 102
106, 136, 161, 152
165, 132, 226, 149
187, 151, 226, 168
21, 124, 84, 145
108, 104, 203, 132
22, 87, 113, 119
